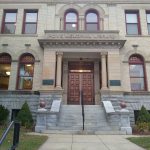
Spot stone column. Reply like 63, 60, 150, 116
101, 52, 108, 90
8, 61, 18, 90
100, 18, 104, 31
79, 16, 84, 30
56, 52, 63, 89
94, 61, 100, 104
62, 60, 68, 104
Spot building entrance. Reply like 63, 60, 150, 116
68, 62, 94, 105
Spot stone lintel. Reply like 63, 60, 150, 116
38, 30, 126, 49
39, 39, 126, 49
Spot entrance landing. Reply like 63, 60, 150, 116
38, 134, 144, 150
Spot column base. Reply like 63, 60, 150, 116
101, 87, 109, 90
55, 86, 62, 90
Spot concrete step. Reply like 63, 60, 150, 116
46, 104, 120, 133
43, 129, 126, 135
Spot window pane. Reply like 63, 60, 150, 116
147, 14, 150, 23
66, 23, 77, 31
130, 65, 144, 77
131, 78, 145, 91
5, 13, 16, 22
19, 64, 34, 76
23, 77, 32, 89
126, 14, 138, 23
0, 64, 11, 76
127, 24, 138, 34
148, 24, 150, 34
25, 64, 34, 76
86, 13, 98, 22
4, 24, 15, 34
86, 24, 98, 31
25, 24, 36, 34
19, 64, 25, 76
26, 12, 37, 22
0, 77, 9, 89
18, 77, 33, 90
0, 64, 11, 90
66, 12, 77, 22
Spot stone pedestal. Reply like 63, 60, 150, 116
47, 113, 58, 126
35, 108, 47, 133
120, 108, 132, 135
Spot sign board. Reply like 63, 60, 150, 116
103, 101, 115, 113
50, 100, 61, 113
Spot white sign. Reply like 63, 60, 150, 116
50, 100, 61, 113
103, 101, 115, 113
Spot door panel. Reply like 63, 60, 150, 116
68, 72, 94, 105
82, 73, 94, 105
68, 73, 80, 104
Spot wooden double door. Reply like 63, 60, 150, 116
68, 62, 94, 105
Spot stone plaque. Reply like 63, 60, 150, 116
42, 79, 54, 85
103, 101, 115, 113
50, 100, 61, 112
110, 80, 121, 86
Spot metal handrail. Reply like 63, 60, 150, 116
0, 121, 14, 145
0, 121, 20, 150
81, 90, 85, 130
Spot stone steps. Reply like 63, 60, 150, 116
47, 104, 120, 134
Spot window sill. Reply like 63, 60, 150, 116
0, 34, 38, 37
124, 91, 150, 95
125, 35, 150, 37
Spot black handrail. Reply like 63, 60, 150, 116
0, 121, 14, 145
81, 90, 85, 130
0, 121, 20, 150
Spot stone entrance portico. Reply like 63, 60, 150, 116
38, 30, 126, 104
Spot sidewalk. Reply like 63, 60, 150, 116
38, 134, 145, 150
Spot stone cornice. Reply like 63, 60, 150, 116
38, 30, 126, 49
0, 0, 150, 4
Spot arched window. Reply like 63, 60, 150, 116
17, 54, 35, 90
0, 53, 11, 90
129, 54, 146, 91
85, 10, 99, 31
65, 10, 78, 31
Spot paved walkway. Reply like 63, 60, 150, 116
38, 134, 145, 150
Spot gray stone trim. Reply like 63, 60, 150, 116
44, 30, 120, 34
0, 34, 38, 37
0, 90, 40, 95
124, 91, 150, 95
0, 0, 150, 4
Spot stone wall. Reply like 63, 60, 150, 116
124, 92, 150, 125
101, 91, 150, 126
0, 91, 40, 120
0, 91, 62, 121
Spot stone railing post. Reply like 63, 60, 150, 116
35, 101, 47, 133
120, 108, 132, 135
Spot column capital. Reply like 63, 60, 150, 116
101, 52, 108, 57
56, 52, 63, 56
